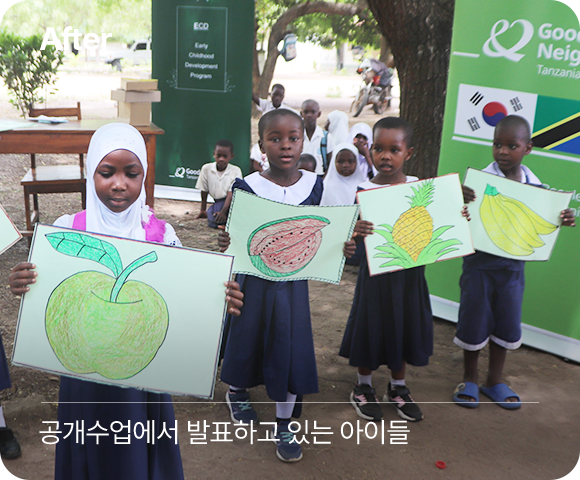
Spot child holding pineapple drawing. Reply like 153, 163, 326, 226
340, 117, 432, 423
454, 115, 575, 409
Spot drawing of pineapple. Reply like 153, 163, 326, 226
392, 180, 435, 261
374, 179, 462, 270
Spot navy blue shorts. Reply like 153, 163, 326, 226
455, 267, 524, 351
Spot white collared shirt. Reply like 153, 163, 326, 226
195, 162, 243, 200
302, 126, 335, 175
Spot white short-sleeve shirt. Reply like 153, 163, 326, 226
195, 162, 243, 200
302, 126, 335, 175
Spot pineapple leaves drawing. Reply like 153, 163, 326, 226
373, 180, 462, 269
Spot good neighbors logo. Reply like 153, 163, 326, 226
40, 27, 112, 51
480, 15, 580, 79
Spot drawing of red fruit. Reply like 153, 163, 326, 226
247, 215, 330, 277
45, 232, 168, 380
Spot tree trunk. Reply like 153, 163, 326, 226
366, 0, 454, 178
257, 1, 365, 97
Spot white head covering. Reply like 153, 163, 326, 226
86, 123, 148, 240
326, 110, 349, 145
320, 143, 367, 206
349, 123, 374, 176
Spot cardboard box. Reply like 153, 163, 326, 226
118, 101, 151, 126
121, 78, 158, 91
111, 89, 161, 103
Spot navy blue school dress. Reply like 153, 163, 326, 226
339, 177, 433, 372
0, 332, 12, 392
220, 172, 323, 403
339, 247, 433, 372
56, 379, 183, 480
53, 212, 184, 480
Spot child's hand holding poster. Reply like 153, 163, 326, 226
0, 203, 21, 255
13, 224, 234, 398
357, 173, 474, 276
226, 189, 359, 284
464, 168, 572, 261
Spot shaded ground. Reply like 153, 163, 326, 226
0, 70, 579, 480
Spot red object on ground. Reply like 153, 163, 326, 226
436, 461, 447, 469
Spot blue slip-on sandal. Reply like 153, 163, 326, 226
480, 383, 521, 410
453, 382, 479, 408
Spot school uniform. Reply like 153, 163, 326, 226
52, 123, 184, 480
0, 333, 11, 392
339, 177, 434, 372
220, 171, 323, 402
303, 126, 335, 175
256, 99, 299, 115
454, 162, 542, 351
195, 162, 242, 228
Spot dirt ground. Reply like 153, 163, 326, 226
0, 69, 579, 480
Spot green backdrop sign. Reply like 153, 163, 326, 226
152, 0, 253, 193
428, 0, 580, 361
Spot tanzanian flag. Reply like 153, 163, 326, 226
453, 83, 580, 158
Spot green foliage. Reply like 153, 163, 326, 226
1, 0, 151, 43
255, 0, 380, 51
0, 30, 63, 117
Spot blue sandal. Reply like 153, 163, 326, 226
453, 382, 479, 408
480, 383, 521, 410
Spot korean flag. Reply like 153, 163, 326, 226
453, 84, 537, 141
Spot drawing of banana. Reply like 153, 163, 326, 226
480, 184, 558, 256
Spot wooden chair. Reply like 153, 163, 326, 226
21, 102, 86, 236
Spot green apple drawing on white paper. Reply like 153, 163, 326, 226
44, 232, 168, 380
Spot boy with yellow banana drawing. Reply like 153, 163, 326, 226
454, 115, 576, 409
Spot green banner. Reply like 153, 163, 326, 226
152, 0, 253, 190
429, 0, 580, 360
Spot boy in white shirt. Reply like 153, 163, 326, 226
195, 140, 242, 228
252, 84, 298, 115
301, 99, 335, 175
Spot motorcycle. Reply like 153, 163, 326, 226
351, 58, 394, 117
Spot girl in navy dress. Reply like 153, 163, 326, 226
218, 109, 327, 463
0, 333, 20, 459
340, 117, 433, 423
9, 123, 243, 480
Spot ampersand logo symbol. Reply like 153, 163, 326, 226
174, 167, 185, 178
483, 19, 534, 62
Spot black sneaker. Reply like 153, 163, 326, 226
0, 427, 21, 459
385, 382, 423, 422
225, 390, 258, 424
272, 420, 303, 463
350, 383, 383, 421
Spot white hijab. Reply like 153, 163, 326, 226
320, 143, 367, 206
86, 123, 148, 240
327, 110, 349, 145
349, 123, 374, 176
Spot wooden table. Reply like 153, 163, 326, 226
0, 119, 164, 207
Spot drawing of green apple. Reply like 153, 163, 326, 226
44, 232, 168, 380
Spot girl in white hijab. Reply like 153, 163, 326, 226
325, 110, 350, 145
9, 123, 243, 480
321, 143, 367, 206
349, 122, 375, 178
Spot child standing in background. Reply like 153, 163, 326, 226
454, 115, 575, 409
325, 110, 350, 145
9, 123, 243, 479
297, 153, 317, 173
350, 122, 375, 179
195, 139, 242, 228
218, 109, 334, 463
320, 143, 366, 206
252, 84, 298, 115
340, 117, 433, 423
301, 99, 335, 175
